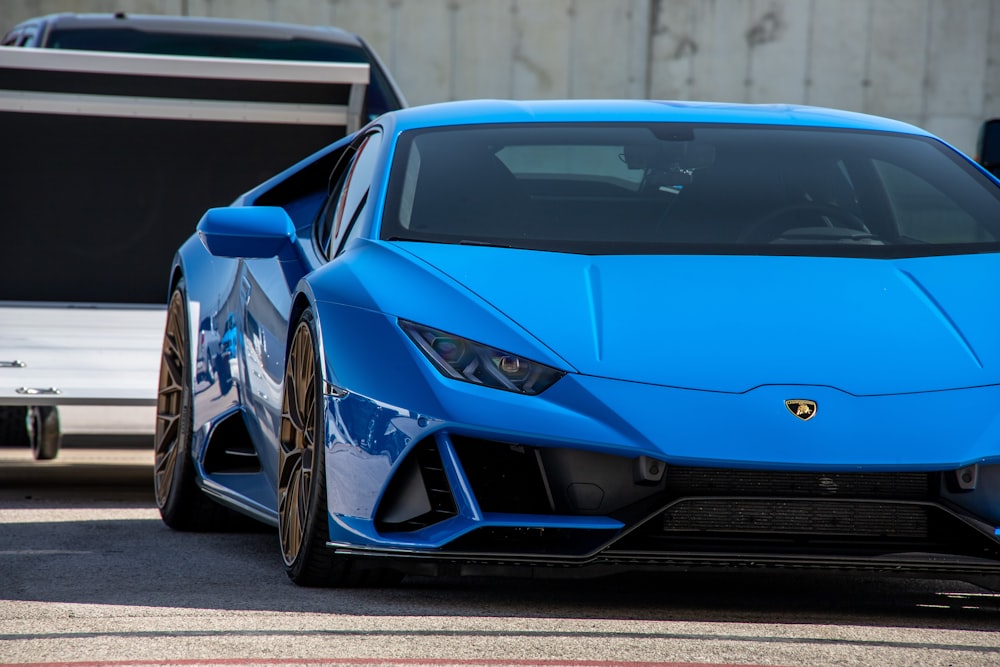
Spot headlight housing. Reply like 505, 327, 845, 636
400, 320, 564, 395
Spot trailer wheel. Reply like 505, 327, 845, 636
0, 406, 30, 448
27, 406, 61, 460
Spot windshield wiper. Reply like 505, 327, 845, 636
386, 236, 445, 243
459, 239, 513, 248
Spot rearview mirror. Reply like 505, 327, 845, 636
197, 206, 297, 260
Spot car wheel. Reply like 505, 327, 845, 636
27, 406, 61, 460
0, 406, 30, 448
154, 281, 231, 530
278, 309, 400, 587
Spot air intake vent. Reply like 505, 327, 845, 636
376, 440, 458, 532
202, 412, 260, 474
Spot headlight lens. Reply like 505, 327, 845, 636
400, 320, 564, 395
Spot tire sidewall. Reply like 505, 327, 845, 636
156, 282, 199, 523
28, 406, 61, 461
284, 309, 332, 581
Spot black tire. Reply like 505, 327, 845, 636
278, 309, 401, 587
0, 406, 30, 448
27, 406, 61, 460
154, 281, 232, 531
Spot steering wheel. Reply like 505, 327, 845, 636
739, 203, 868, 243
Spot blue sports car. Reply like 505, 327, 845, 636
155, 99, 1000, 587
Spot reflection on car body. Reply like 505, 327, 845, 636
155, 99, 1000, 588
195, 317, 220, 385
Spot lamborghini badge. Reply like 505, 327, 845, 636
785, 399, 817, 421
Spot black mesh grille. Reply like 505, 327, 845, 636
415, 441, 458, 522
665, 467, 933, 500
662, 499, 930, 538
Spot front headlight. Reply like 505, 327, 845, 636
400, 320, 564, 395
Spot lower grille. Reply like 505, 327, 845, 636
664, 467, 933, 500
662, 499, 929, 538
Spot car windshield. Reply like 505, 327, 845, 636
381, 123, 1000, 258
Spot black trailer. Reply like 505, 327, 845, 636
0, 37, 380, 458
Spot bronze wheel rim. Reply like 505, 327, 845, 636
278, 319, 317, 566
154, 291, 187, 509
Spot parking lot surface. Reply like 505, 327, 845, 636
1, 442, 999, 667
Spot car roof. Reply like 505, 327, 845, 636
379, 99, 932, 138
17, 12, 365, 47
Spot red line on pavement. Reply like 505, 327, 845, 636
2, 659, 782, 667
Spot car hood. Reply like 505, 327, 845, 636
398, 244, 1000, 396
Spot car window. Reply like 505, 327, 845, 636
382, 123, 1000, 259
317, 130, 382, 257
48, 28, 368, 60
316, 149, 356, 254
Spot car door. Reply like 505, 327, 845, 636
239, 129, 383, 486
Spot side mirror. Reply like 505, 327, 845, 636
197, 206, 297, 260
976, 119, 1000, 178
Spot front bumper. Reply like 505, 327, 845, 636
321, 373, 1000, 578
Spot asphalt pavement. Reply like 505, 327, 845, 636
1, 443, 999, 667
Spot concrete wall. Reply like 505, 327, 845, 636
2, 0, 998, 155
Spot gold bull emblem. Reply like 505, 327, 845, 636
784, 399, 817, 421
